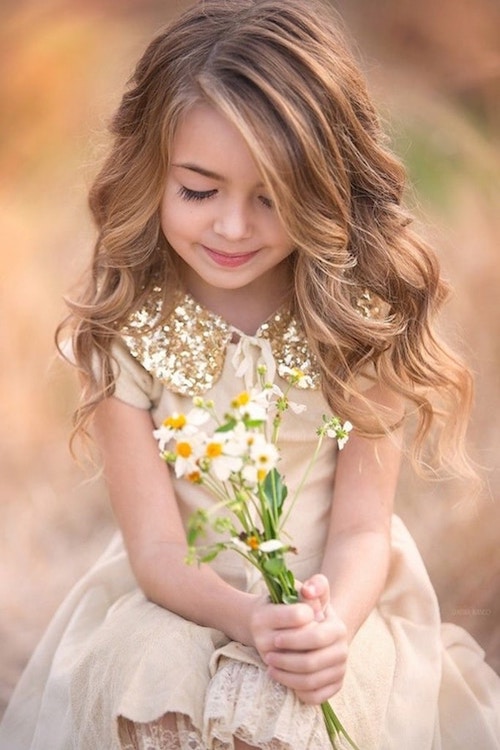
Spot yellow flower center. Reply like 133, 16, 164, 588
206, 442, 223, 458
187, 471, 202, 484
232, 391, 250, 407
247, 536, 260, 550
176, 441, 192, 458
257, 469, 268, 482
164, 414, 187, 430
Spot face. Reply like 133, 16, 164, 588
160, 103, 294, 311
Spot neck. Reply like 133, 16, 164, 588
180, 264, 293, 335
225, 293, 291, 335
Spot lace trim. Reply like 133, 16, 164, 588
204, 657, 328, 750
117, 659, 330, 749
119, 713, 221, 750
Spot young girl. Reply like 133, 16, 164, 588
1, 0, 499, 748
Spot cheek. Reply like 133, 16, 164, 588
159, 187, 172, 233
160, 190, 207, 242
265, 213, 292, 250
160, 203, 174, 239
160, 192, 187, 241
273, 226, 294, 256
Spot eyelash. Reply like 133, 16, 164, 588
178, 186, 217, 202
259, 196, 273, 209
178, 185, 273, 209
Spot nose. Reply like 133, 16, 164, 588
213, 198, 253, 241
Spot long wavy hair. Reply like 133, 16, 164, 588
59, 0, 474, 478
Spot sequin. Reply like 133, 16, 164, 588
121, 289, 321, 396
355, 288, 382, 319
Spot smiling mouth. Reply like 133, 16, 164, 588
202, 245, 259, 268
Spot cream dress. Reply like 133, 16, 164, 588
1, 292, 499, 750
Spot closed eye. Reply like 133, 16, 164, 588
178, 186, 218, 202
259, 195, 274, 209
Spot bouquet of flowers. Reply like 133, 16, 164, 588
154, 365, 359, 749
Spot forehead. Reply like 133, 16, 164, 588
170, 102, 273, 182
172, 104, 252, 159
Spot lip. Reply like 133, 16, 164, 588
202, 245, 259, 268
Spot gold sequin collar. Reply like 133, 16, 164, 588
120, 289, 321, 396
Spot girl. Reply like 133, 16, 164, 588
1, 0, 499, 748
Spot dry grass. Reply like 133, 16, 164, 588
1, 0, 499, 718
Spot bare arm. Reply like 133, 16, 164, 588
321, 412, 402, 642
320, 383, 403, 641
93, 396, 257, 645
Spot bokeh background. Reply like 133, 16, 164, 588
1, 0, 499, 717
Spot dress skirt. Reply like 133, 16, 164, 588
1, 516, 499, 750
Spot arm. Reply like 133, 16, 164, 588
321, 384, 403, 642
255, 384, 403, 703
93, 396, 258, 645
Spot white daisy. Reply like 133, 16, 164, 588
204, 438, 244, 481
153, 407, 209, 451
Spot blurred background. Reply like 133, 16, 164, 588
1, 0, 499, 717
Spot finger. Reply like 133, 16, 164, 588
301, 573, 330, 601
273, 618, 346, 651
251, 602, 315, 654
252, 601, 314, 632
265, 644, 347, 674
295, 680, 344, 705
267, 662, 345, 697
299, 574, 330, 621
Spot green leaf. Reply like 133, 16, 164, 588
199, 546, 223, 563
186, 509, 209, 546
262, 468, 288, 516
243, 417, 265, 428
262, 556, 285, 576
215, 418, 237, 433
212, 516, 237, 535
283, 569, 297, 590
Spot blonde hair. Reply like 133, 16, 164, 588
59, 0, 474, 478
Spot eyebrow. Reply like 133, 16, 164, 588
172, 163, 225, 181
172, 162, 266, 189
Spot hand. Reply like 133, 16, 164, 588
250, 575, 348, 704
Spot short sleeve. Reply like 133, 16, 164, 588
111, 338, 162, 410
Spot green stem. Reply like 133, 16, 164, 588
226, 548, 283, 602
203, 475, 255, 535
235, 481, 263, 530
321, 702, 361, 750
270, 381, 295, 445
278, 569, 298, 601
198, 483, 254, 539
257, 482, 276, 539
199, 475, 233, 506
279, 431, 325, 530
